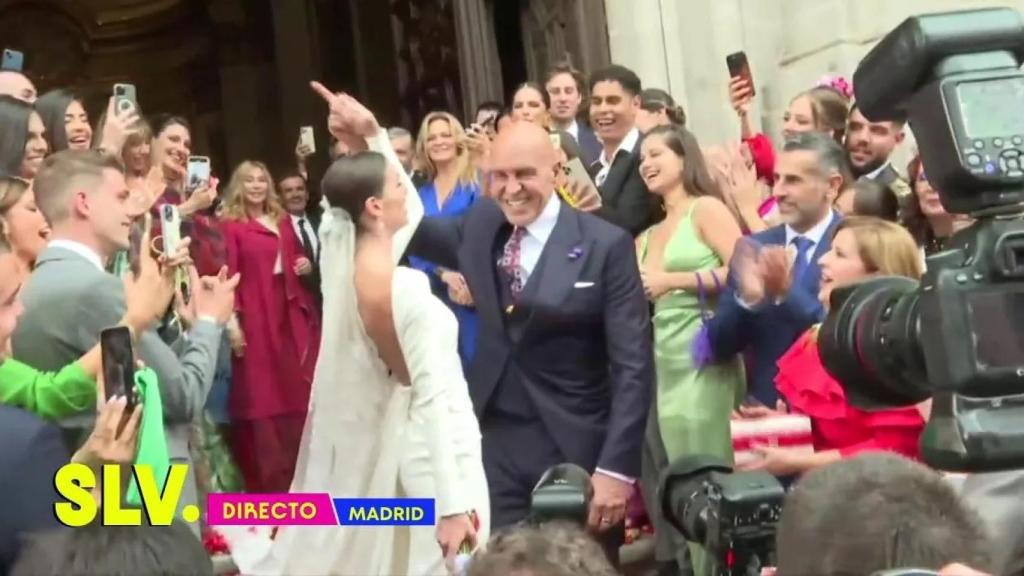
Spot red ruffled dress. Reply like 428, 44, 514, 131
775, 328, 924, 459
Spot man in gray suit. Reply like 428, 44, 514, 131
11, 150, 237, 527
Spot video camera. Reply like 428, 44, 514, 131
529, 463, 593, 525
819, 7, 1024, 473
659, 455, 784, 576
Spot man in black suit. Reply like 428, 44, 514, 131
408, 122, 653, 555
278, 171, 322, 304
545, 63, 602, 166
588, 65, 659, 237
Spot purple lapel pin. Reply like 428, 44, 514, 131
568, 246, 583, 260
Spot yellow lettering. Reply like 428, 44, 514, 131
244, 502, 256, 520
367, 507, 379, 521
300, 502, 316, 519
392, 507, 404, 521
270, 503, 285, 520
223, 503, 237, 520
411, 507, 423, 521
102, 465, 141, 526
135, 464, 188, 526
257, 501, 267, 519
350, 506, 367, 521
54, 463, 97, 527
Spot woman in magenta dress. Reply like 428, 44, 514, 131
219, 160, 320, 492
736, 217, 926, 476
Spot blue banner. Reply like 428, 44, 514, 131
332, 498, 435, 526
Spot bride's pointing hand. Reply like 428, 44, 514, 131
437, 513, 477, 570
310, 81, 380, 142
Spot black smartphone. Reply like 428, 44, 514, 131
1, 48, 24, 72
101, 326, 136, 408
726, 51, 756, 97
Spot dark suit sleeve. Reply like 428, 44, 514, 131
1, 421, 67, 569
406, 217, 465, 271
707, 270, 757, 361
594, 169, 656, 237
778, 286, 825, 327
597, 233, 654, 478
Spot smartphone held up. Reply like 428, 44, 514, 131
101, 326, 137, 409
727, 51, 756, 97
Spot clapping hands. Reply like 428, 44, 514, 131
732, 238, 792, 306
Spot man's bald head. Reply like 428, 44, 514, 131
487, 121, 560, 227
0, 71, 36, 103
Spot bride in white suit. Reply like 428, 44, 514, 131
222, 85, 489, 575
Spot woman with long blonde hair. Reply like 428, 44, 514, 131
218, 160, 321, 492
409, 111, 482, 369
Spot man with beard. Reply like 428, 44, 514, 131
845, 104, 911, 198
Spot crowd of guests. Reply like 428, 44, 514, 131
0, 40, 1013, 576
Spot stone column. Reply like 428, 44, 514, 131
453, 0, 504, 119
269, 0, 319, 160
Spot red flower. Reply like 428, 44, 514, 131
202, 527, 231, 555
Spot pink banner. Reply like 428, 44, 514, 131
207, 493, 337, 526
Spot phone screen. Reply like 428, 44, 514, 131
186, 157, 211, 193
101, 326, 136, 408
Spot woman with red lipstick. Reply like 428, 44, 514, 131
736, 217, 926, 477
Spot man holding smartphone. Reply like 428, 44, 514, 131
12, 150, 239, 533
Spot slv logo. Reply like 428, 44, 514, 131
54, 464, 200, 527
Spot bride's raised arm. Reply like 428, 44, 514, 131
365, 129, 423, 264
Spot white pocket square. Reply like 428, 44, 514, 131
574, 282, 595, 288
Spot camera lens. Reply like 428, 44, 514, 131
818, 276, 931, 410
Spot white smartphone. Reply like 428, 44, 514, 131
113, 83, 137, 116
160, 204, 182, 258
299, 126, 316, 154
186, 156, 211, 193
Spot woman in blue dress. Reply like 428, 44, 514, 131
409, 111, 481, 369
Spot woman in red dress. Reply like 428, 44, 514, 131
219, 160, 321, 492
737, 217, 926, 476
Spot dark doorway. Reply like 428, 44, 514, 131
493, 0, 527, 103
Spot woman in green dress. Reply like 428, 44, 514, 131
636, 125, 746, 576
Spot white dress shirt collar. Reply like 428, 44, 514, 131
597, 127, 640, 169
523, 191, 561, 244
48, 239, 105, 271
564, 120, 580, 142
785, 210, 837, 251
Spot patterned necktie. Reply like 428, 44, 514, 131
791, 236, 815, 282
499, 227, 527, 299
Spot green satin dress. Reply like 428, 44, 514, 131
639, 202, 746, 575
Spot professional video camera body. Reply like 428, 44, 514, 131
820, 7, 1024, 473
659, 456, 785, 576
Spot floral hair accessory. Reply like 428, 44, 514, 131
816, 75, 854, 100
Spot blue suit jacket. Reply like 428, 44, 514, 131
0, 406, 68, 573
576, 123, 602, 168
407, 197, 653, 478
708, 217, 841, 405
